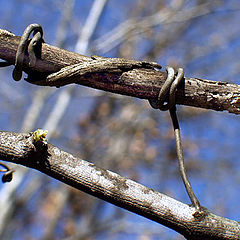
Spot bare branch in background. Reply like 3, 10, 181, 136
91, 2, 218, 54
40, 0, 109, 238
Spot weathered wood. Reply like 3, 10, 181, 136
1, 29, 240, 114
0, 130, 239, 240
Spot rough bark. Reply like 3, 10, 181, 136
1, 29, 240, 114
1, 28, 240, 239
0, 130, 239, 240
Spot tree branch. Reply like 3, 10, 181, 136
1, 29, 240, 114
0, 130, 239, 239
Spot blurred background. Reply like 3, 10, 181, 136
0, 0, 240, 239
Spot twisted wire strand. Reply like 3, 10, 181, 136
28, 31, 43, 67
150, 66, 200, 210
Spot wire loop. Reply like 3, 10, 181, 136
12, 23, 44, 81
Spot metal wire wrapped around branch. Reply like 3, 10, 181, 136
149, 66, 201, 211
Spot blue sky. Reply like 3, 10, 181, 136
0, 1, 240, 239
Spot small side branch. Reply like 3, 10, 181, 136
0, 130, 239, 239
1, 29, 240, 114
